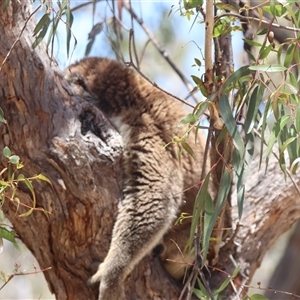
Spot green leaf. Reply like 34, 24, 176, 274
0, 180, 10, 188
24, 178, 33, 193
184, 0, 203, 10
194, 101, 209, 119
259, 44, 273, 60
214, 265, 240, 294
37, 174, 52, 186
243, 39, 262, 47
3, 146, 11, 158
244, 85, 264, 134
284, 43, 295, 68
17, 174, 25, 180
179, 113, 198, 126
286, 127, 298, 172
19, 178, 36, 217
222, 66, 254, 93
188, 174, 211, 253
279, 136, 297, 163
250, 294, 269, 300
194, 58, 201, 66
33, 14, 51, 36
0, 226, 16, 244
202, 168, 231, 264
219, 95, 245, 156
181, 141, 196, 159
215, 3, 239, 13
277, 44, 283, 64
65, 5, 74, 57
267, 115, 290, 158
46, 16, 60, 49
295, 106, 300, 132
257, 28, 268, 35
32, 23, 50, 49
191, 286, 208, 298
191, 75, 207, 96
289, 71, 297, 87
0, 107, 7, 124
249, 64, 287, 72
213, 23, 226, 38
202, 190, 214, 264
263, 4, 286, 17
85, 40, 95, 57
32, 13, 51, 49
290, 157, 300, 174
9, 155, 20, 165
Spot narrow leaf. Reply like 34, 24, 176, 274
0, 226, 16, 244
33, 14, 50, 36
222, 66, 254, 93
219, 95, 245, 156
188, 174, 211, 253
37, 174, 52, 186
244, 85, 264, 133
202, 168, 231, 264
249, 64, 287, 72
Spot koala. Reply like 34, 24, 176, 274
65, 57, 207, 299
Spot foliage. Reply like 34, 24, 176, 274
0, 145, 51, 247
176, 1, 300, 298
182, 4, 300, 210
32, 0, 76, 58
0, 107, 52, 293
1, 0, 300, 299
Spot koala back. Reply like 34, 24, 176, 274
65, 57, 207, 298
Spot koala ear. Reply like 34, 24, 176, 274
64, 72, 91, 98
73, 74, 88, 91
152, 243, 166, 257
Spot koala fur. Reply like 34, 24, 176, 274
65, 57, 207, 299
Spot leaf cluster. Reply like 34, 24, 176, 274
0, 146, 51, 250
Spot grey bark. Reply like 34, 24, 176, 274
265, 221, 300, 299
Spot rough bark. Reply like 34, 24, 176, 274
264, 221, 300, 299
0, 2, 300, 300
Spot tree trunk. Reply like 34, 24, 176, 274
0, 2, 300, 300
264, 221, 300, 299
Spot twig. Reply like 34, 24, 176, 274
0, 267, 52, 291
215, 12, 300, 33
205, 0, 214, 73
123, 1, 200, 104
128, 0, 140, 69
0, 4, 41, 72
128, 30, 194, 109
70, 1, 94, 12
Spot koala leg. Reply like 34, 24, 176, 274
90, 189, 182, 300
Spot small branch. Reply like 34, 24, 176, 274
0, 266, 52, 291
215, 12, 300, 33
0, 4, 41, 72
128, 30, 194, 109
123, 2, 200, 104
128, 0, 140, 69
205, 0, 214, 73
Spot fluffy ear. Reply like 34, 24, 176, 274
64, 71, 91, 98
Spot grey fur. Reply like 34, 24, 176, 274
65, 57, 206, 300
